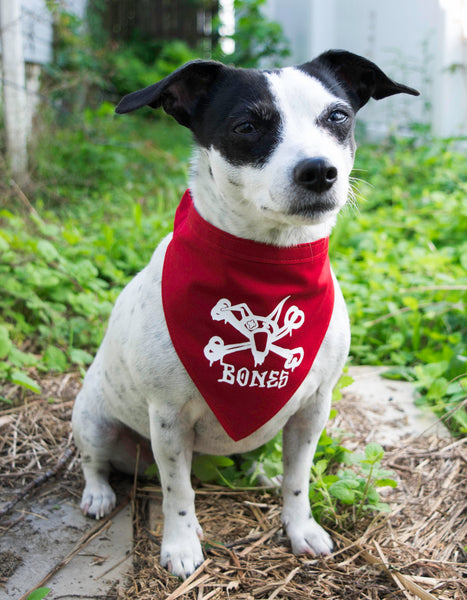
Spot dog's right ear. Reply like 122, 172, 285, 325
115, 60, 226, 128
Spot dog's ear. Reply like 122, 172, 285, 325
301, 50, 419, 111
115, 60, 226, 127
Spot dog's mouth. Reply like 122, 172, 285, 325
258, 185, 345, 227
287, 194, 340, 221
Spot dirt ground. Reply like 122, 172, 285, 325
0, 372, 466, 599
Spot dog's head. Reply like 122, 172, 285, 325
116, 51, 418, 241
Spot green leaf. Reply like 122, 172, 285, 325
27, 587, 51, 600
426, 377, 449, 400
0, 325, 11, 359
332, 371, 354, 402
382, 366, 415, 381
192, 455, 234, 482
364, 443, 385, 463
322, 474, 340, 485
9, 346, 38, 368
44, 346, 68, 372
43, 346, 68, 373
10, 370, 41, 393
144, 463, 159, 478
313, 459, 328, 478
401, 296, 419, 311
366, 486, 381, 504
0, 234, 10, 252
452, 407, 467, 432
375, 478, 398, 488
329, 481, 356, 504
37, 239, 60, 261
69, 347, 93, 365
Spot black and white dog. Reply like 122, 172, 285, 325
72, 50, 418, 579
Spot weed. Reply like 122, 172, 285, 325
310, 443, 397, 527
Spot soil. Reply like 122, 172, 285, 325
0, 551, 23, 581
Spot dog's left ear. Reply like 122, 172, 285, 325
115, 59, 227, 128
301, 50, 420, 111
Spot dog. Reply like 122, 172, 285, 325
72, 50, 419, 579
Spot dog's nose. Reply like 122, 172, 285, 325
293, 158, 338, 193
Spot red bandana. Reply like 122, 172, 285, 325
161, 190, 335, 441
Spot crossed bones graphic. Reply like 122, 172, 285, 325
203, 297, 305, 370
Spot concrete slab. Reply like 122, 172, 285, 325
0, 493, 133, 600
346, 366, 450, 445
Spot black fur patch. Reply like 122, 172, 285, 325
317, 103, 355, 146
190, 69, 282, 167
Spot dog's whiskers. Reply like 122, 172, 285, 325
346, 176, 367, 213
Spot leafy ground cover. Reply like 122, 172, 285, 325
1, 108, 191, 394
334, 136, 467, 433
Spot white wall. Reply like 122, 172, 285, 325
265, 0, 467, 138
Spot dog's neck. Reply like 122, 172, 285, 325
189, 150, 336, 247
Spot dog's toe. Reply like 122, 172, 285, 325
80, 483, 116, 519
164, 553, 204, 580
160, 529, 205, 579
286, 518, 333, 556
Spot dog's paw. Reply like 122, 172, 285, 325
160, 525, 204, 579
80, 482, 116, 519
285, 517, 333, 556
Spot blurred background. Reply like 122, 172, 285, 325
0, 0, 466, 435
1, 0, 467, 181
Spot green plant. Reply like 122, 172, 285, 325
192, 455, 236, 486
333, 137, 467, 434
214, 0, 290, 68
1, 109, 191, 393
107, 40, 201, 99
0, 208, 115, 391
188, 425, 397, 530
310, 443, 397, 526
42, 8, 107, 114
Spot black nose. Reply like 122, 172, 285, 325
293, 158, 338, 193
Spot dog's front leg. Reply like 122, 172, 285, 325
281, 393, 333, 556
149, 405, 204, 579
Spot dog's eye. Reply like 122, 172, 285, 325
233, 122, 257, 135
328, 110, 348, 124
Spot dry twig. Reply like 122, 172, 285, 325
0, 447, 75, 518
